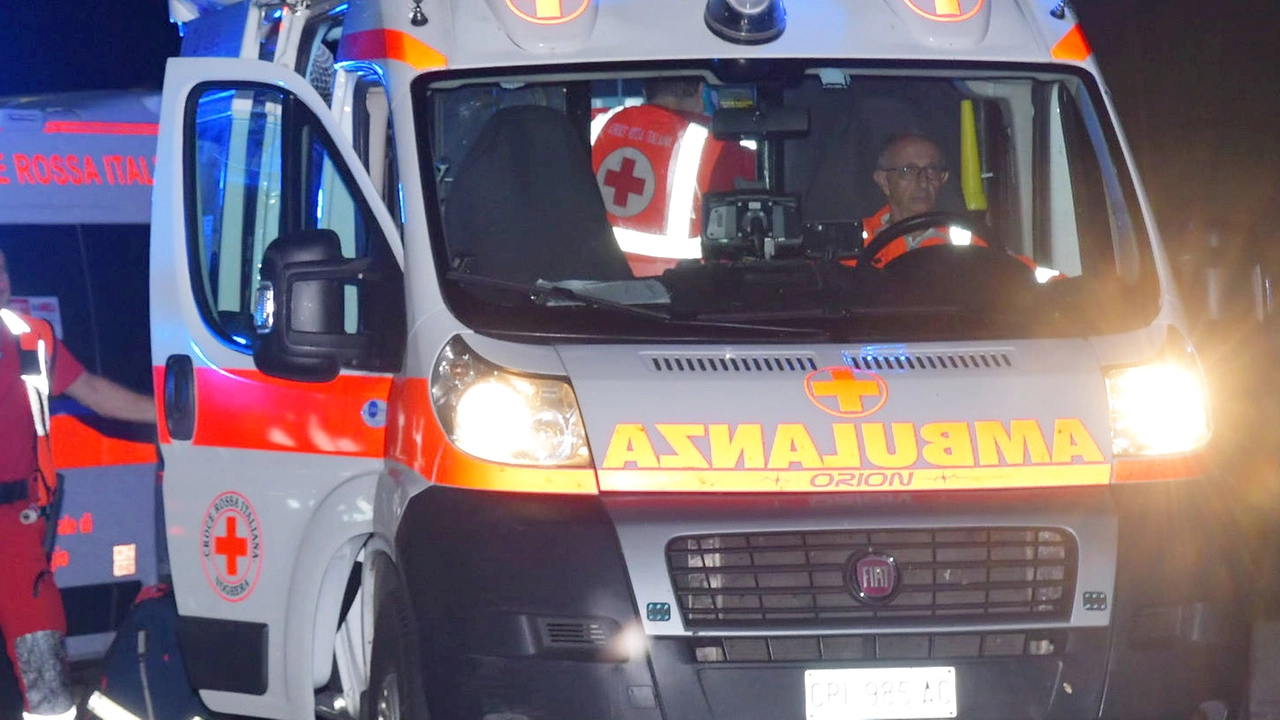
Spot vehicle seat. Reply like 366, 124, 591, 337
444, 104, 634, 284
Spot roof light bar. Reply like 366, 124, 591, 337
704, 0, 786, 45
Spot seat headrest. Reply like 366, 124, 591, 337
444, 104, 633, 284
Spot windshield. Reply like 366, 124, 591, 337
416, 63, 1159, 343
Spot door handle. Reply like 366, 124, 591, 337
164, 354, 196, 441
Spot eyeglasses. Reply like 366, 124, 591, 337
879, 164, 948, 182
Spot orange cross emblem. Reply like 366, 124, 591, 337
505, 0, 592, 24
903, 0, 985, 22
805, 367, 889, 418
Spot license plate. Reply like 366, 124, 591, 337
805, 666, 957, 720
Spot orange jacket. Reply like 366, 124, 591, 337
858, 205, 1051, 277
860, 205, 988, 268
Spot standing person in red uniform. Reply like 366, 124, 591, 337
592, 77, 756, 276
0, 246, 154, 720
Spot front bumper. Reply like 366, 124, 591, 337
396, 480, 1247, 720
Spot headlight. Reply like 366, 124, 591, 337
1105, 329, 1210, 456
431, 337, 591, 467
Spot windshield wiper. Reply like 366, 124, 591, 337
690, 303, 1035, 323
447, 271, 670, 317
684, 304, 1051, 342
444, 272, 830, 338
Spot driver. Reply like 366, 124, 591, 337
861, 132, 985, 268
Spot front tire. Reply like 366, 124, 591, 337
364, 582, 430, 720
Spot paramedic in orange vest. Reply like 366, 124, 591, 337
861, 132, 986, 267
0, 246, 154, 720
592, 78, 756, 276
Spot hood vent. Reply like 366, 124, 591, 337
845, 350, 1013, 372
645, 353, 818, 374
641, 350, 1012, 374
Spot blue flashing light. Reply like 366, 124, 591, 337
332, 61, 389, 87
842, 345, 916, 373
704, 0, 786, 45
857, 344, 910, 355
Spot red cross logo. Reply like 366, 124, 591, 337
200, 491, 263, 603
805, 367, 889, 418
903, 0, 985, 22
504, 0, 592, 25
604, 156, 648, 208
596, 147, 655, 218
216, 516, 249, 577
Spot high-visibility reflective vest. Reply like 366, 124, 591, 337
591, 104, 755, 276
1, 307, 58, 506
24, 708, 77, 720
860, 205, 981, 268
860, 205, 1054, 278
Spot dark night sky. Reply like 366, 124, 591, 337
0, 1, 179, 95
1, 0, 1277, 241
1073, 0, 1280, 241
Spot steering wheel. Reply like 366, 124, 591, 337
859, 210, 1002, 268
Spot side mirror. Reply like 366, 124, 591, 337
252, 229, 372, 383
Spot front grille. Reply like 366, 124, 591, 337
667, 528, 1077, 629
689, 630, 1065, 663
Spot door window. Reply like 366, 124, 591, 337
186, 83, 404, 369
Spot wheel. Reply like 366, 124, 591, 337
364, 583, 430, 720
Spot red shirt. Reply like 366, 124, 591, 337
0, 323, 84, 482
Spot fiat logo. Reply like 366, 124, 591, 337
847, 551, 900, 605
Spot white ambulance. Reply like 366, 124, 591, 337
0, 89, 163, 664
145, 1, 1248, 719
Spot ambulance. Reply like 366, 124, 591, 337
0, 89, 163, 663
145, 0, 1248, 718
